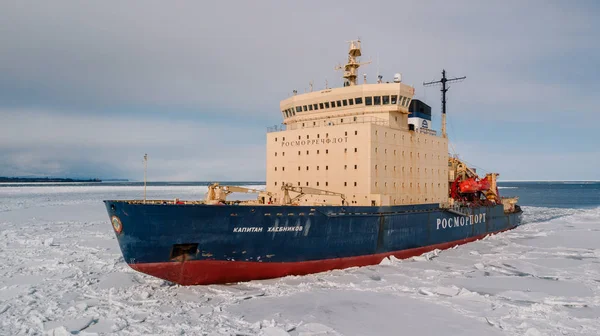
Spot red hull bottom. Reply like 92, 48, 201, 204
130, 227, 514, 285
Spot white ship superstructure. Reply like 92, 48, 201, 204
266, 40, 449, 206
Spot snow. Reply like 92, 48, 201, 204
1, 185, 599, 335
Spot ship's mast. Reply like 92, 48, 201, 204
423, 70, 466, 138
335, 40, 371, 86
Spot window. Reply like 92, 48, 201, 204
317, 166, 320, 170
354, 165, 357, 169
326, 149, 329, 154
375, 165, 378, 170
306, 150, 309, 155
296, 106, 302, 112
325, 102, 330, 108
343, 99, 348, 106
374, 96, 381, 105
316, 182, 319, 186
344, 165, 347, 169
282, 167, 285, 171
320, 103, 324, 109
345, 148, 347, 153
283, 152, 285, 156
298, 182, 301, 186
303, 105, 307, 111
306, 182, 309, 186
383, 95, 390, 104
275, 181, 277, 186
275, 167, 277, 171
354, 182, 357, 186
317, 134, 320, 138
275, 152, 277, 156
365, 96, 372, 105
275, 137, 278, 142
336, 100, 341, 107
348, 99, 354, 105
307, 135, 310, 139
391, 95, 398, 104
326, 133, 329, 138
355, 97, 363, 104
341, 118, 344, 123
298, 166, 301, 170
344, 182, 347, 186
317, 150, 320, 154
330, 101, 336, 107
306, 166, 309, 170
308, 105, 313, 111
345, 131, 347, 136
354, 148, 357, 152
355, 131, 358, 135
326, 166, 329, 170
313, 103, 318, 110
325, 182, 329, 186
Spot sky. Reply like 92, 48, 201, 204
1, 1, 599, 181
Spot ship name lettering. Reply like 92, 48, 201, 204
268, 226, 303, 232
436, 213, 486, 230
233, 227, 264, 233
281, 137, 348, 147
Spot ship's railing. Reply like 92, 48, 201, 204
283, 116, 389, 131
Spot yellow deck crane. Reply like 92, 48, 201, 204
281, 183, 346, 206
205, 183, 273, 205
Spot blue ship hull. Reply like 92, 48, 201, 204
104, 201, 522, 285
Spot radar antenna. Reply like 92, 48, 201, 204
423, 70, 466, 138
335, 39, 371, 86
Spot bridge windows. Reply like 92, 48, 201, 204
365, 97, 373, 105
320, 103, 325, 109
391, 95, 398, 104
324, 102, 330, 108
303, 105, 308, 111
296, 106, 302, 113
330, 101, 336, 107
337, 100, 341, 107
382, 96, 389, 104
343, 99, 348, 106
355, 97, 363, 104
374, 96, 381, 105
313, 103, 318, 110
348, 99, 354, 106
308, 105, 313, 111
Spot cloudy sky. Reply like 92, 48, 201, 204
1, 1, 599, 181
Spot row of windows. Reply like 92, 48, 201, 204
275, 149, 444, 160
274, 165, 444, 174
282, 95, 410, 118
365, 95, 410, 107
274, 130, 358, 143
273, 181, 442, 189
275, 181, 357, 187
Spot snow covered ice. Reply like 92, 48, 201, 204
1, 185, 599, 335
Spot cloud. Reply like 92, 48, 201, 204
0, 109, 265, 180
0, 1, 598, 180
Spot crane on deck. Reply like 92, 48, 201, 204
206, 183, 273, 204
281, 183, 346, 205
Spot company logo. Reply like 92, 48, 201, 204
421, 120, 429, 128
111, 216, 123, 234
436, 213, 486, 230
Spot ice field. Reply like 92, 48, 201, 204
0, 185, 599, 335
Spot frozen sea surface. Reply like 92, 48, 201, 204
0, 185, 599, 335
